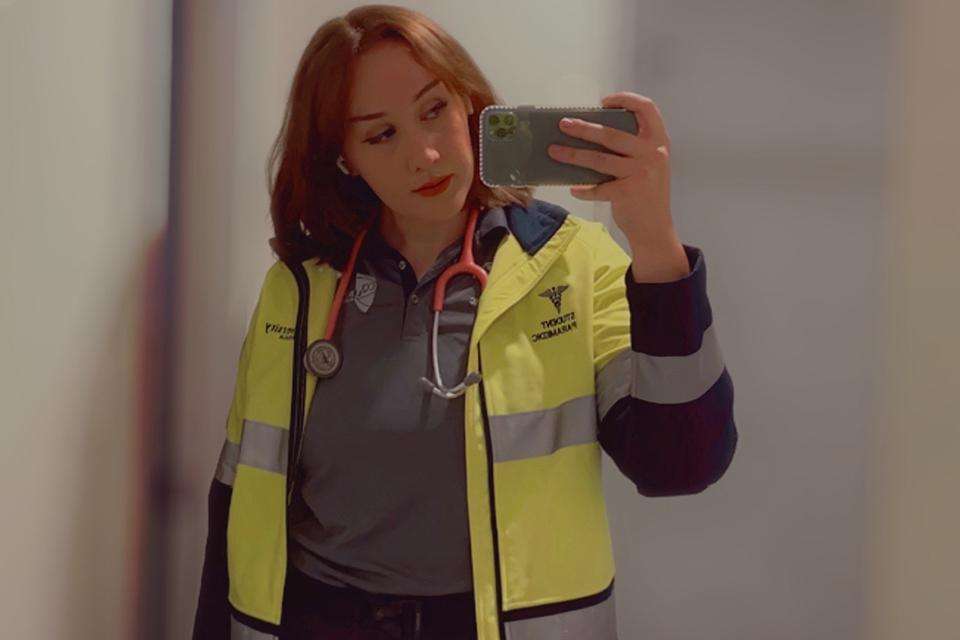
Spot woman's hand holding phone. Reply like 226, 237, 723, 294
479, 92, 687, 282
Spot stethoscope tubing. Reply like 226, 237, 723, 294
324, 222, 371, 340
306, 206, 487, 399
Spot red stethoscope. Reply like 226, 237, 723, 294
303, 205, 488, 399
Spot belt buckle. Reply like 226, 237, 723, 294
371, 598, 423, 639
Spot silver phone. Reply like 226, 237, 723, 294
478, 105, 638, 187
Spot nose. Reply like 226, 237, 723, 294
406, 131, 442, 173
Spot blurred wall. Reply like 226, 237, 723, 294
0, 1, 172, 638
865, 2, 960, 638
603, 2, 893, 637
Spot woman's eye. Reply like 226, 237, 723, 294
366, 99, 448, 145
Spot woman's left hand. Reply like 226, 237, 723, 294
547, 92, 678, 253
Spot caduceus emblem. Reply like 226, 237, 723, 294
538, 284, 568, 315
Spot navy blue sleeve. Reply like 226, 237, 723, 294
191, 477, 232, 640
596, 244, 738, 497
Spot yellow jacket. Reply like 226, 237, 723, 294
193, 199, 737, 639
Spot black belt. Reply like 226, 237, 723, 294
368, 597, 424, 638
282, 564, 476, 639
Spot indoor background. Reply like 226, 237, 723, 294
1, 1, 956, 638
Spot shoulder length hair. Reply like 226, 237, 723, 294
266, 4, 535, 270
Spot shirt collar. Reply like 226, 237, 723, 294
363, 206, 510, 264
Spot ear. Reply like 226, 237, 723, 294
462, 94, 474, 116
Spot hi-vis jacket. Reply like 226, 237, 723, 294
192, 199, 738, 639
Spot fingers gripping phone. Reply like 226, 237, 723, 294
478, 105, 638, 187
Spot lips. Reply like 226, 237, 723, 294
414, 174, 452, 192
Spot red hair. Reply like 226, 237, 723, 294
265, 4, 535, 269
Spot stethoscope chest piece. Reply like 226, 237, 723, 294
304, 339, 342, 378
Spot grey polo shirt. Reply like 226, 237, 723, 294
287, 206, 510, 596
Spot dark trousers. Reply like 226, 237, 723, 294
280, 564, 478, 640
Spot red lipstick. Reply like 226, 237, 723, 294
413, 174, 453, 197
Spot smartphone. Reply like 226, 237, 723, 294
478, 105, 638, 187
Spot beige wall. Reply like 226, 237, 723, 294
0, 0, 171, 638
865, 2, 960, 638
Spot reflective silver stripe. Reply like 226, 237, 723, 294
488, 394, 596, 463
215, 438, 240, 486
229, 614, 278, 639
504, 587, 618, 639
238, 419, 288, 475
596, 322, 725, 423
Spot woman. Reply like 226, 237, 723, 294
192, 5, 737, 640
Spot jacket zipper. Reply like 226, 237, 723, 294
477, 347, 506, 639
286, 261, 310, 506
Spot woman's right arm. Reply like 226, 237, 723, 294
192, 475, 234, 639
192, 276, 265, 639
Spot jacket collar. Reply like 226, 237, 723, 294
363, 203, 513, 264
469, 198, 576, 346
501, 198, 569, 255
361, 197, 566, 262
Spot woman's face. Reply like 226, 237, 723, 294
340, 40, 475, 225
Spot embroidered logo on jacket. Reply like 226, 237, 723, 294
344, 273, 377, 313
264, 322, 294, 340
532, 284, 577, 343
539, 284, 568, 314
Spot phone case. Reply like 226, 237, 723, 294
478, 105, 638, 187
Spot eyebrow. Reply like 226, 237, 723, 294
347, 78, 442, 125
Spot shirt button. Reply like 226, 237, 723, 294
410, 293, 419, 304
398, 259, 407, 270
